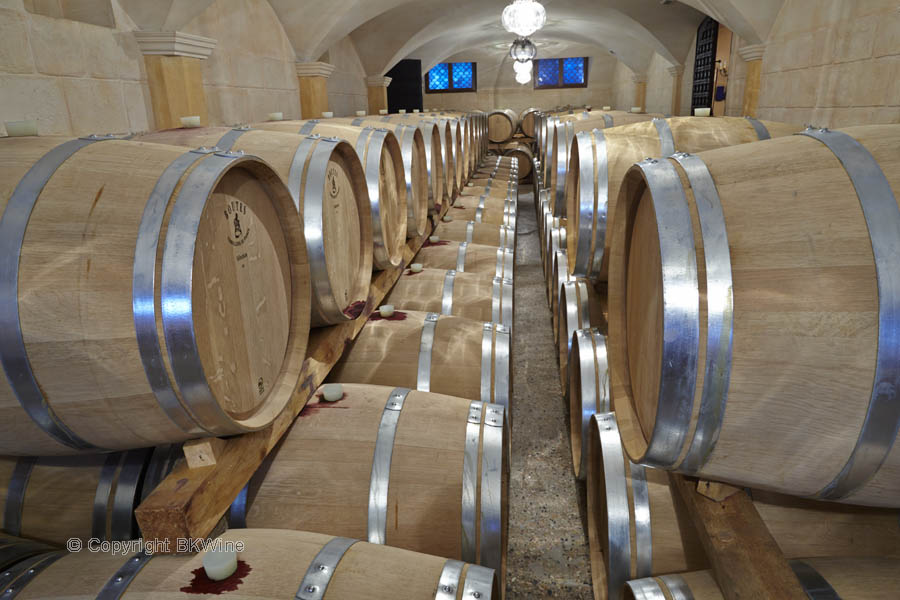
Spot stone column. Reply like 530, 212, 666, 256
738, 44, 765, 117
632, 73, 647, 112
134, 31, 216, 130
667, 65, 684, 116
366, 76, 392, 116
296, 62, 336, 119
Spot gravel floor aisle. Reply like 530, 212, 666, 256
505, 186, 594, 598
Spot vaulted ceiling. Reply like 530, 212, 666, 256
118, 0, 787, 77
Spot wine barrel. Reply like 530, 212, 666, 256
462, 179, 517, 201
589, 414, 900, 600
450, 195, 516, 228
0, 445, 178, 544
0, 536, 55, 571
385, 116, 455, 204
549, 250, 572, 342
488, 110, 518, 143
1, 529, 500, 599
433, 220, 515, 251
625, 558, 900, 600
502, 144, 533, 181
415, 241, 515, 280
608, 124, 900, 507
0, 137, 309, 455
569, 331, 609, 480
384, 268, 513, 328
328, 311, 511, 418
542, 218, 566, 282
519, 108, 541, 138
558, 279, 606, 392
135, 127, 373, 326
549, 120, 576, 217
566, 116, 802, 279
254, 120, 407, 269
228, 384, 509, 584
446, 118, 465, 192
334, 118, 430, 236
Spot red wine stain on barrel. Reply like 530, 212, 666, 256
343, 300, 367, 319
404, 269, 424, 276
422, 239, 450, 248
180, 560, 252, 594
300, 395, 349, 417
369, 310, 408, 321
453, 205, 467, 210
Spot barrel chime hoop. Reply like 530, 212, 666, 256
630, 461, 653, 577
500, 225, 516, 251
93, 453, 122, 539
461, 564, 496, 599
480, 403, 505, 574
294, 536, 358, 600
434, 559, 466, 600
215, 126, 252, 151
0, 551, 65, 598
381, 115, 391, 122
670, 152, 735, 474
799, 128, 900, 500
0, 136, 118, 450
298, 120, 319, 135
441, 270, 457, 315
603, 114, 614, 128
497, 249, 514, 280
159, 151, 255, 435
631, 159, 700, 468
625, 576, 666, 599
359, 128, 394, 265
96, 551, 155, 600
461, 401, 483, 562
659, 574, 696, 600
594, 412, 633, 600
790, 560, 841, 599
589, 129, 609, 280
480, 323, 495, 403
572, 329, 596, 479
744, 116, 771, 140
416, 314, 439, 392
492, 325, 511, 408
457, 242, 469, 272
475, 204, 484, 223
3, 457, 36, 536
394, 126, 416, 226
553, 123, 573, 218
571, 131, 596, 276
366, 387, 410, 544
652, 118, 676, 157
466, 221, 475, 243
110, 448, 153, 541
350, 117, 364, 126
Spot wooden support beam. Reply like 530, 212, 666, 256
135, 210, 444, 546
669, 474, 808, 600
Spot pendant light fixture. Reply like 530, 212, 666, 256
509, 37, 537, 62
501, 0, 547, 38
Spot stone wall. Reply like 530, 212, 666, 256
645, 52, 674, 115
323, 36, 368, 117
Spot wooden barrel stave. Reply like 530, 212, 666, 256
415, 241, 515, 280
558, 279, 606, 393
0, 137, 309, 455
450, 195, 517, 229
433, 220, 515, 252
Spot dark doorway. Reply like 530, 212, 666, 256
386, 59, 423, 113
691, 16, 719, 114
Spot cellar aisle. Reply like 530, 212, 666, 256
506, 185, 594, 598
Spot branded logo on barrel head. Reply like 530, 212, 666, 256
225, 200, 251, 246
258, 377, 265, 396
327, 166, 340, 198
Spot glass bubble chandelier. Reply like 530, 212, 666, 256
513, 59, 533, 74
515, 69, 532, 85
501, 0, 547, 38
509, 37, 537, 62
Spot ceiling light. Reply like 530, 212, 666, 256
509, 38, 537, 62
513, 59, 533, 73
515, 69, 532, 84
501, 0, 547, 38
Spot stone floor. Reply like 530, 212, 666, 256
505, 185, 594, 599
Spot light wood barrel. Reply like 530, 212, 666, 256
501, 144, 534, 181
542, 218, 566, 283
254, 120, 407, 269
328, 310, 511, 419
451, 195, 516, 228
384, 268, 513, 328
463, 180, 518, 200
0, 445, 178, 544
384, 116, 454, 205
568, 331, 609, 480
549, 120, 576, 217
558, 279, 606, 392
608, 124, 900, 507
549, 250, 572, 342
3, 529, 500, 599
0, 137, 309, 455
590, 414, 900, 600
519, 108, 541, 138
136, 127, 373, 326
565, 116, 802, 280
624, 558, 900, 600
229, 384, 509, 584
433, 220, 515, 251
488, 110, 518, 143
415, 241, 515, 280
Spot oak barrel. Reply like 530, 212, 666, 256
328, 311, 511, 418
450, 195, 516, 228
519, 108, 541, 138
384, 268, 513, 328
135, 127, 373, 326
608, 124, 900, 507
566, 116, 801, 279
433, 220, 515, 252
557, 279, 606, 392
590, 414, 900, 600
2, 529, 500, 599
254, 120, 407, 269
0, 137, 310, 455
384, 115, 455, 205
488, 110, 518, 143
502, 144, 533, 181
568, 331, 609, 479
229, 384, 509, 584
415, 241, 515, 280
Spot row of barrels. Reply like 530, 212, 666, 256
0, 109, 488, 457
533, 111, 900, 599
0, 156, 520, 598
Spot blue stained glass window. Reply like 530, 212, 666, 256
452, 62, 474, 89
429, 63, 450, 90
562, 57, 586, 85
537, 59, 559, 87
